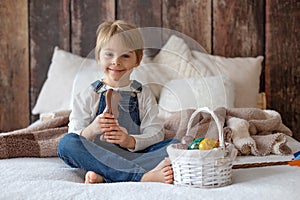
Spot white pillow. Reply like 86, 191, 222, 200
192, 51, 263, 108
131, 63, 188, 100
138, 35, 263, 108
32, 47, 99, 114
131, 35, 214, 100
71, 59, 104, 104
158, 76, 235, 113
152, 35, 214, 78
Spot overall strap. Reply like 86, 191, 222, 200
91, 80, 104, 93
130, 80, 142, 93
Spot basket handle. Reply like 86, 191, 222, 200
186, 107, 225, 148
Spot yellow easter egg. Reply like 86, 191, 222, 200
198, 138, 219, 150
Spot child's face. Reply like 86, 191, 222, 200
98, 36, 140, 87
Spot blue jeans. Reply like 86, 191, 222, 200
57, 133, 179, 183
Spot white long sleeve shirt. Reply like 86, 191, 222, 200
68, 80, 164, 151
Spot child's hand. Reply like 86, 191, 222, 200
93, 112, 118, 133
103, 125, 136, 149
82, 113, 118, 141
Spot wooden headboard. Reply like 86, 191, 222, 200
0, 0, 299, 140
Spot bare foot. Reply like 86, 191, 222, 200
140, 158, 174, 184
85, 171, 104, 184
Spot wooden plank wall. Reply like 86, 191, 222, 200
0, 0, 29, 131
265, 0, 300, 142
0, 0, 299, 141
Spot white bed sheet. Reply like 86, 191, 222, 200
1, 137, 300, 200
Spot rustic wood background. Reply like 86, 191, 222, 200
0, 0, 299, 141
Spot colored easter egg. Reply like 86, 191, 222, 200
198, 138, 219, 150
188, 138, 204, 150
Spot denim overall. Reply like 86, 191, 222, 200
58, 80, 179, 183
96, 80, 142, 136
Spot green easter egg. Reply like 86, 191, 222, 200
188, 138, 204, 150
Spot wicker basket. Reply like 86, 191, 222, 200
167, 107, 237, 188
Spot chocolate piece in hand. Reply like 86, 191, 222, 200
104, 89, 121, 118
105, 89, 113, 114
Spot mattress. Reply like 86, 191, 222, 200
1, 137, 300, 200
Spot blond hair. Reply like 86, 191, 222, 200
95, 20, 144, 63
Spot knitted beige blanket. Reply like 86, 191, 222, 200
0, 116, 68, 159
164, 107, 293, 156
0, 107, 293, 159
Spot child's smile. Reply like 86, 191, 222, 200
98, 35, 139, 87
107, 67, 126, 73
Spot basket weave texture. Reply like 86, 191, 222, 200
167, 107, 237, 188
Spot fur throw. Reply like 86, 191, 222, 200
0, 107, 293, 159
164, 107, 292, 156
0, 115, 68, 159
